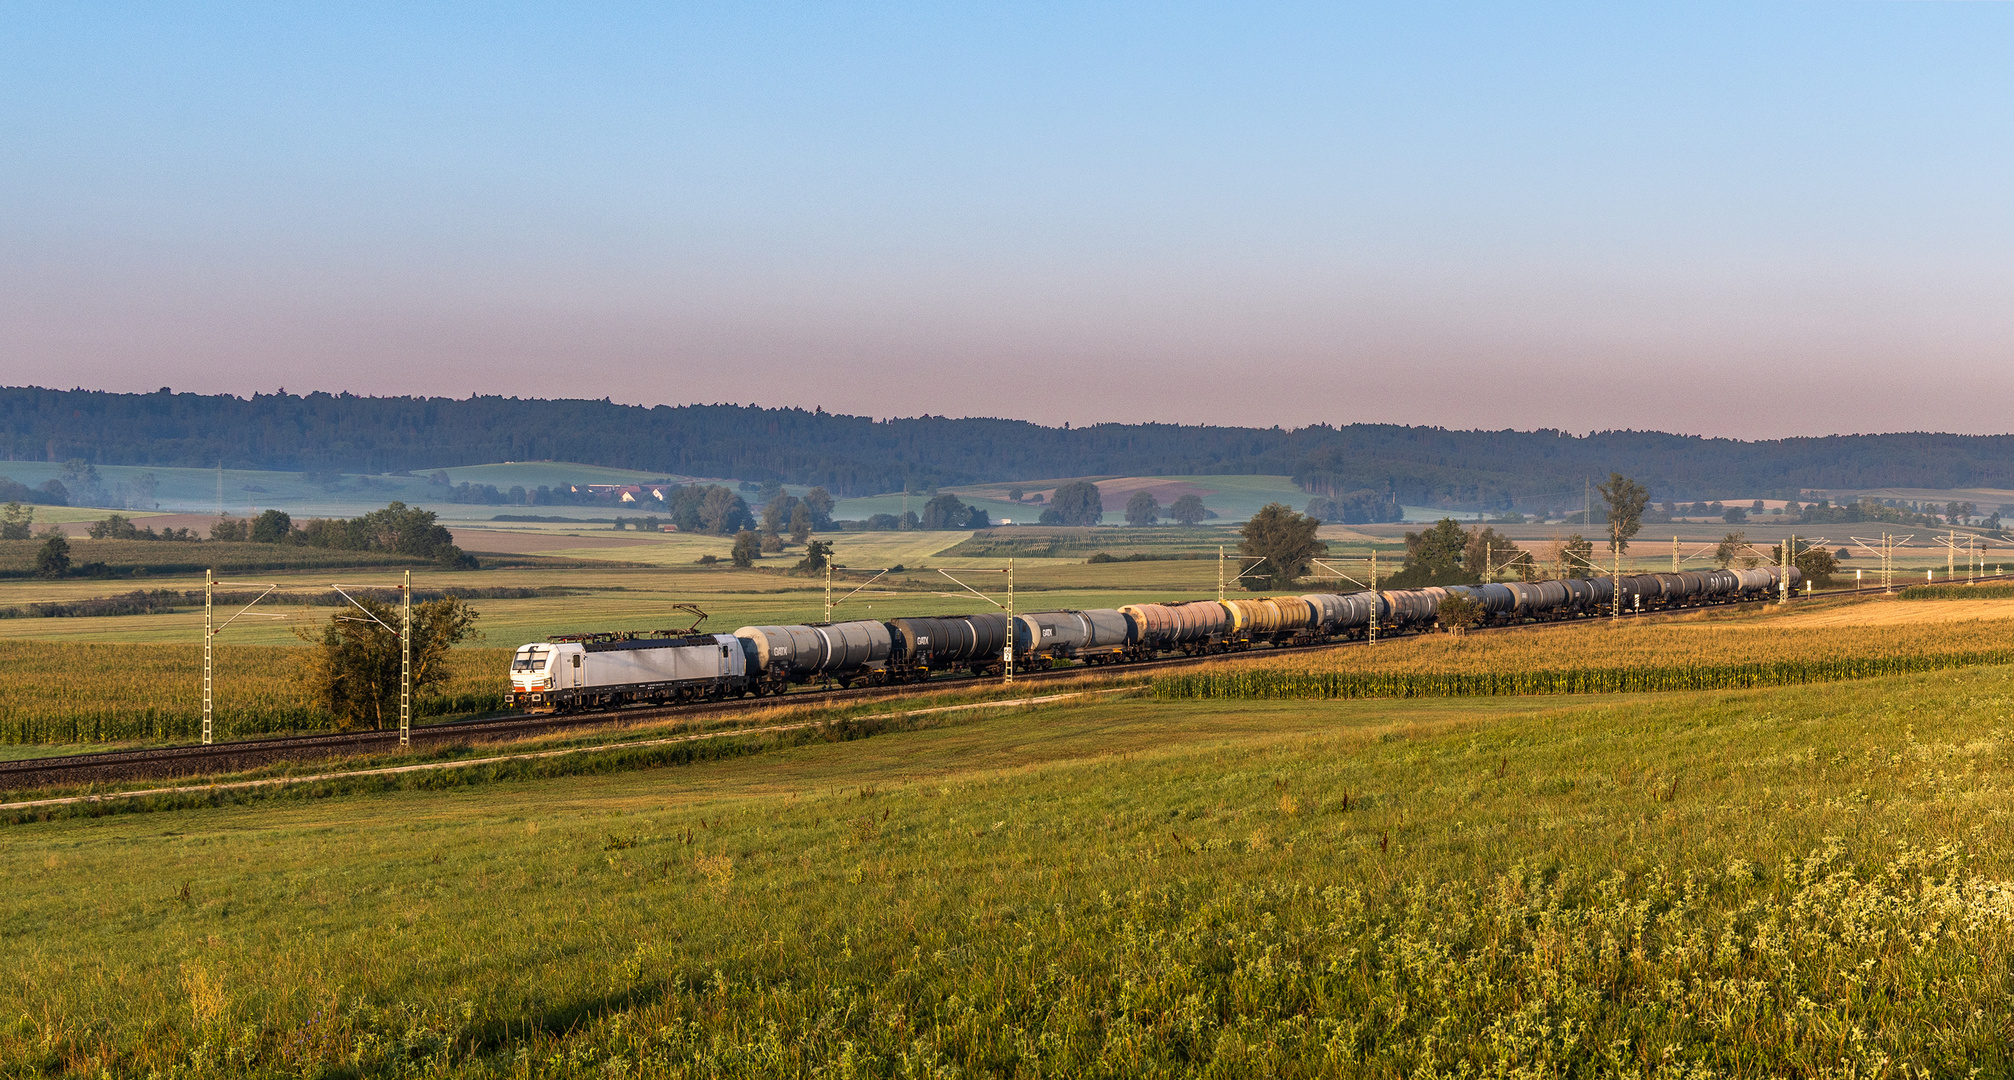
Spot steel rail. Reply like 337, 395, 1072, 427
7, 573, 2007, 790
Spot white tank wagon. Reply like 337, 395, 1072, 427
511, 633, 749, 712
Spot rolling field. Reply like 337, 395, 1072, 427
7, 660, 2014, 1073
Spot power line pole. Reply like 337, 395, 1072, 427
1368, 549, 1379, 647
202, 569, 213, 745
400, 569, 412, 749
824, 561, 833, 622
1611, 520, 1621, 620
1004, 558, 1015, 685
1217, 545, 1225, 603
1780, 534, 1793, 602
1672, 535, 1679, 574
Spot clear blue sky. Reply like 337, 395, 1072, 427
4, 3, 2010, 437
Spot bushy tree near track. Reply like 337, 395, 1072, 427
296, 596, 480, 731
1597, 472, 1650, 552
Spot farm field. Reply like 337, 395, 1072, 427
0, 542, 1294, 647
7, 659, 2014, 1073
0, 642, 512, 745
1202, 609, 2014, 677
0, 537, 450, 579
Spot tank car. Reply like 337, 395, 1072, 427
733, 620, 897, 689
887, 613, 1013, 676
1013, 609, 1136, 665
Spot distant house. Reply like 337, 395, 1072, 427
583, 483, 672, 504
659, 524, 679, 533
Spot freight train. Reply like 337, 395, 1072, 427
508, 566, 1802, 712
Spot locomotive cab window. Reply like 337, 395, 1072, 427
511, 647, 550, 673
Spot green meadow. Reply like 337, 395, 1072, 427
7, 659, 2014, 1075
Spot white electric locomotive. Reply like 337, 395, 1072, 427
511, 632, 752, 712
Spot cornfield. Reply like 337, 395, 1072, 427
1155, 650, 2014, 700
0, 642, 511, 744
1900, 582, 2014, 600
1155, 619, 2014, 701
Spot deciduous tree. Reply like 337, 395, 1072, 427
1596, 473, 1650, 552
1168, 493, 1209, 526
1124, 490, 1159, 526
801, 487, 835, 529
921, 494, 970, 530
731, 529, 760, 567
1048, 481, 1104, 526
1715, 531, 1747, 569
1388, 518, 1473, 588
296, 595, 479, 731
795, 540, 833, 573
1238, 503, 1327, 591
34, 534, 70, 577
0, 501, 30, 540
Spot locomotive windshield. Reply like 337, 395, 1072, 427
510, 647, 551, 672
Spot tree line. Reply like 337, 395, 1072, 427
17, 385, 2014, 507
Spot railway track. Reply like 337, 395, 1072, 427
6, 574, 2002, 791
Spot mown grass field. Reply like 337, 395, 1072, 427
7, 663, 2014, 1074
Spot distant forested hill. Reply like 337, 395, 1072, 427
5, 386, 2012, 510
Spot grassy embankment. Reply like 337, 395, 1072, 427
7, 661, 2014, 1073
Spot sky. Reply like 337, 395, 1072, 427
4, 3, 2011, 439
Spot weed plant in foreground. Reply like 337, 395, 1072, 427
6, 668, 2014, 1074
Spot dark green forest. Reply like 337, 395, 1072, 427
6, 386, 2013, 510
